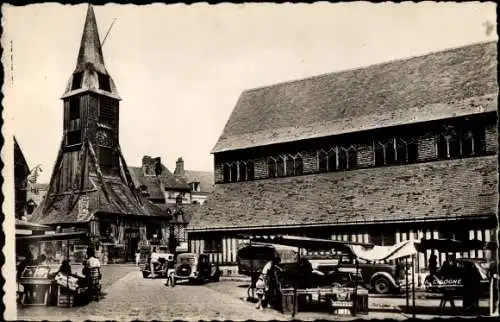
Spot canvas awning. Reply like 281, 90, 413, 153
15, 219, 52, 232
16, 231, 88, 242
349, 238, 496, 262
349, 240, 419, 262
246, 235, 373, 253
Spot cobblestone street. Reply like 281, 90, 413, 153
17, 266, 284, 321
17, 265, 491, 321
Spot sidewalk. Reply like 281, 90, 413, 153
208, 281, 494, 320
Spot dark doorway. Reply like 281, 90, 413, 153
127, 237, 139, 262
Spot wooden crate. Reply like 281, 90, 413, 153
57, 286, 75, 308
352, 292, 369, 315
280, 288, 298, 315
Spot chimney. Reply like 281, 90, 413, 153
154, 157, 162, 176
142, 155, 162, 176
175, 157, 184, 176
142, 155, 152, 166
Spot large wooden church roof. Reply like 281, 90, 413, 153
212, 41, 497, 153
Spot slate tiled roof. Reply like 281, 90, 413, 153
189, 156, 497, 230
128, 164, 190, 199
184, 170, 215, 194
212, 41, 497, 153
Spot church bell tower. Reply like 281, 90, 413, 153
61, 4, 121, 176
30, 5, 153, 224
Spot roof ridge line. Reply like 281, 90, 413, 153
243, 40, 497, 94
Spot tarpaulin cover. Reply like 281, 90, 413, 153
349, 240, 419, 262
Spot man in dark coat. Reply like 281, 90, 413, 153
429, 250, 438, 276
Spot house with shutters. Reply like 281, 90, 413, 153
29, 5, 172, 263
187, 41, 498, 269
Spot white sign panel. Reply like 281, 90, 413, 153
78, 196, 90, 221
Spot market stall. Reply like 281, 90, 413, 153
415, 238, 496, 316
244, 235, 373, 317
350, 238, 496, 317
237, 243, 298, 299
15, 219, 52, 236
16, 231, 91, 307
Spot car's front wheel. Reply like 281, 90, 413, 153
373, 277, 391, 294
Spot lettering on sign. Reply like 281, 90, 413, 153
78, 196, 90, 221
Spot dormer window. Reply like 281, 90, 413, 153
98, 72, 111, 92
71, 72, 83, 90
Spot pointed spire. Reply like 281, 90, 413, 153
62, 4, 120, 99
76, 4, 106, 73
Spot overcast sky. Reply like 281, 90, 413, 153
2, 2, 497, 183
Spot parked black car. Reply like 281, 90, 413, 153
424, 258, 490, 297
173, 253, 221, 285
310, 255, 407, 294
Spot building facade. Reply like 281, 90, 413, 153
188, 41, 498, 271
128, 155, 194, 245
29, 5, 172, 264
173, 157, 214, 204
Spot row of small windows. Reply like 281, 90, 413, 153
373, 138, 418, 166
437, 127, 485, 159
222, 160, 255, 183
217, 126, 489, 183
318, 146, 357, 172
268, 154, 303, 177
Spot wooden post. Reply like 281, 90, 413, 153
412, 254, 416, 319
405, 257, 409, 311
352, 258, 359, 316
292, 247, 300, 319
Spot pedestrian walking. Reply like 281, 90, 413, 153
135, 250, 140, 266
165, 258, 175, 287
429, 250, 438, 276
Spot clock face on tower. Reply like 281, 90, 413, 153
96, 129, 113, 146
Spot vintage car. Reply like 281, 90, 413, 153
310, 254, 407, 294
424, 258, 490, 297
172, 253, 220, 285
